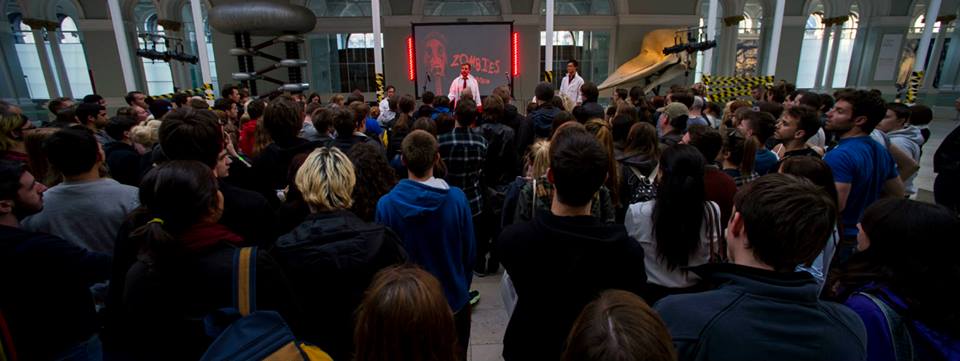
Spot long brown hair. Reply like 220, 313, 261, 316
585, 119, 621, 207
562, 290, 676, 361
354, 265, 459, 361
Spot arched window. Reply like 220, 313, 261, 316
57, 15, 94, 96
309, 0, 371, 16
9, 13, 50, 98
539, 0, 612, 15
830, 5, 858, 88
795, 5, 825, 88
425, 0, 500, 16
139, 13, 174, 95
735, 0, 762, 76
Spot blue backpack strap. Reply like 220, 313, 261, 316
856, 292, 914, 361
232, 247, 258, 316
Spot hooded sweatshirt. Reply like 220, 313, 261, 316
886, 125, 924, 196
375, 178, 476, 311
497, 210, 647, 361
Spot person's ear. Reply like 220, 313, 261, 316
853, 115, 868, 129
401, 154, 408, 167
434, 152, 441, 165
795, 129, 806, 140
546, 167, 554, 183
728, 211, 744, 240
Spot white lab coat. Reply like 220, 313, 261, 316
559, 72, 584, 105
448, 75, 481, 103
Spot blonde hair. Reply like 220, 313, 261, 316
296, 147, 356, 211
0, 112, 26, 152
131, 119, 162, 148
528, 140, 551, 179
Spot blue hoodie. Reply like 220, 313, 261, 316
375, 179, 476, 311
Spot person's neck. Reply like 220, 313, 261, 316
782, 139, 808, 152
731, 248, 775, 272
63, 167, 101, 183
408, 170, 434, 183
721, 159, 738, 170
550, 194, 592, 217
662, 125, 675, 135
85, 123, 99, 133
0, 213, 19, 228
839, 127, 867, 139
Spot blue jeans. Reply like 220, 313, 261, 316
54, 335, 103, 361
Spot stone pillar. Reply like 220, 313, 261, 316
813, 24, 832, 89
822, 23, 844, 90
921, 20, 950, 90
48, 28, 74, 98
0, 17, 32, 102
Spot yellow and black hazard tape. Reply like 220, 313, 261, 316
149, 84, 215, 101
376, 73, 385, 102
905, 71, 923, 104
701, 75, 774, 102
544, 70, 554, 83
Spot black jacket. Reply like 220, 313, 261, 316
497, 210, 647, 361
116, 241, 300, 361
0, 225, 111, 360
271, 210, 407, 360
104, 141, 143, 186
503, 103, 524, 131
480, 122, 519, 188
517, 105, 560, 157
328, 133, 383, 156
218, 179, 279, 245
934, 123, 960, 175
572, 101, 605, 123
654, 264, 867, 361
252, 138, 326, 206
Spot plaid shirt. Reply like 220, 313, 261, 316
439, 127, 488, 216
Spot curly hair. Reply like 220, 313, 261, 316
348, 142, 397, 222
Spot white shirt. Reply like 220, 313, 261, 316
377, 98, 395, 126
624, 200, 721, 288
448, 74, 481, 103
559, 72, 584, 105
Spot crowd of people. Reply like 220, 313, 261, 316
1, 57, 959, 361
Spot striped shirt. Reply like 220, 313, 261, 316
439, 127, 488, 216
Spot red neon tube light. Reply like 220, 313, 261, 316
407, 36, 416, 81
512, 32, 519, 77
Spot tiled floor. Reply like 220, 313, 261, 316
465, 107, 960, 361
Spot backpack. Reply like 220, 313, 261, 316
626, 164, 658, 205
856, 292, 914, 361
200, 247, 332, 361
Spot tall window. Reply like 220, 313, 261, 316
795, 3, 825, 88
539, 30, 610, 90
695, 0, 723, 82
10, 14, 50, 99
425, 0, 499, 16
539, 0, 612, 15
181, 4, 218, 91
831, 5, 858, 88
58, 16, 93, 96
308, 33, 384, 93
139, 14, 174, 95
735, 0, 762, 77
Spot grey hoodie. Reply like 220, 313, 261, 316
887, 125, 924, 195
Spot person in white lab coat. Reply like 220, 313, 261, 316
448, 63, 481, 105
559, 59, 584, 106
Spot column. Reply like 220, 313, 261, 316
764, 0, 785, 76
48, 28, 73, 98
544, 0, 555, 79
190, 0, 213, 89
107, 0, 137, 92
921, 20, 949, 90
0, 18, 32, 102
813, 23, 834, 89
913, 0, 941, 75
718, 23, 739, 76
371, 0, 384, 100
30, 28, 60, 98
822, 23, 843, 89
702, 0, 719, 76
